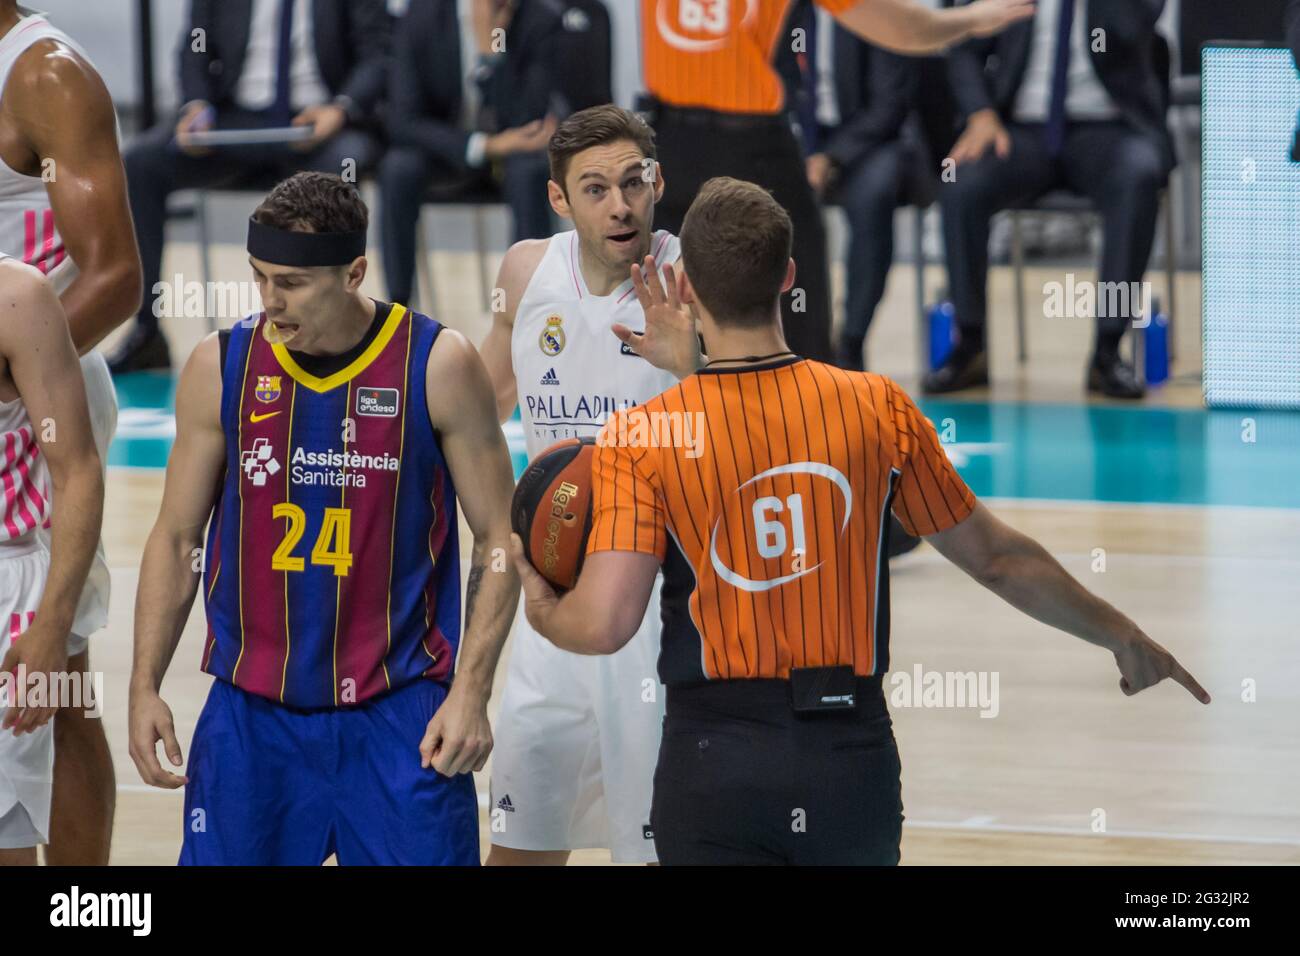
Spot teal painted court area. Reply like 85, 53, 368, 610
108, 372, 1300, 510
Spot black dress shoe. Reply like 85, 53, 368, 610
1086, 354, 1145, 400
887, 515, 921, 559
108, 326, 172, 374
921, 348, 989, 394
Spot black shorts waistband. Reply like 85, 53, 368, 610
666, 676, 888, 723
638, 96, 791, 133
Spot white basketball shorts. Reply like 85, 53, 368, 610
490, 575, 665, 863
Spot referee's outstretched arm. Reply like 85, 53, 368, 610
836, 0, 1035, 55
927, 502, 1212, 704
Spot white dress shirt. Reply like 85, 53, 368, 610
235, 0, 331, 113
1013, 0, 1118, 123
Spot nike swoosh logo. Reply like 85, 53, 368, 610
249, 410, 281, 423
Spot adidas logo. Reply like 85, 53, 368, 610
540, 367, 560, 385
497, 794, 516, 813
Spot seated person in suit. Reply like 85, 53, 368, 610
928, 0, 1175, 399
378, 0, 556, 307
381, 0, 612, 306
784, 0, 922, 371
110, 0, 391, 373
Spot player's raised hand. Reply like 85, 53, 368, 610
1112, 632, 1211, 704
618, 256, 701, 380
420, 682, 493, 776
128, 690, 188, 788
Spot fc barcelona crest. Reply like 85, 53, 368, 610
255, 375, 282, 403
539, 315, 566, 357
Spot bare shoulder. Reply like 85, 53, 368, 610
0, 258, 58, 325
9, 37, 111, 113
498, 239, 550, 301
426, 326, 479, 379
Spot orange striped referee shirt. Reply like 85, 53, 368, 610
587, 357, 976, 686
643, 0, 858, 114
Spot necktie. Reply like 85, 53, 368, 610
1044, 0, 1077, 157
796, 2, 819, 154
271, 0, 296, 125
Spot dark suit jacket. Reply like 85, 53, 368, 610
1288, 0, 1300, 69
946, 0, 1175, 173
821, 25, 918, 172
386, 0, 473, 170
178, 0, 392, 117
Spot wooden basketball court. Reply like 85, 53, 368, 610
92, 238, 1300, 865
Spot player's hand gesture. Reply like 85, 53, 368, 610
618, 255, 701, 381
420, 681, 493, 776
1112, 631, 1211, 704
128, 689, 188, 788
0, 620, 68, 735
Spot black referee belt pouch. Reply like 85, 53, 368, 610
790, 666, 858, 715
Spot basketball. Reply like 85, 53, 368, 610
511, 436, 596, 592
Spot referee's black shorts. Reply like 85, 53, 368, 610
650, 677, 903, 865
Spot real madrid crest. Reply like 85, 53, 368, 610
539, 314, 566, 356
255, 375, 282, 403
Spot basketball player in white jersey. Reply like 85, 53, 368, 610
479, 105, 698, 865
0, 1, 141, 864
0, 255, 104, 865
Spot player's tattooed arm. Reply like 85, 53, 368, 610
422, 328, 519, 775
479, 239, 548, 423
128, 334, 224, 787
0, 261, 102, 735
7, 39, 142, 350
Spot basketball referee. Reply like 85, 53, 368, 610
638, 0, 1036, 364
511, 177, 1209, 866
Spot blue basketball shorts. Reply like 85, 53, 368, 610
179, 678, 479, 865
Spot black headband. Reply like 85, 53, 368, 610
246, 217, 366, 267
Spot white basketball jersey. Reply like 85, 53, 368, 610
0, 8, 103, 292
0, 253, 50, 544
512, 229, 682, 459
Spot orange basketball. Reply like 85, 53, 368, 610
511, 437, 596, 592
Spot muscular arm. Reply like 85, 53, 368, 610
5, 41, 142, 351
0, 262, 102, 638
836, 0, 1034, 55
131, 335, 224, 695
926, 502, 1210, 701
421, 328, 519, 774
511, 547, 660, 655
128, 334, 224, 785
478, 239, 547, 423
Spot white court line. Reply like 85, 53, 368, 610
986, 496, 1300, 517
117, 785, 1300, 848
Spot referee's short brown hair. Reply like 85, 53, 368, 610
548, 104, 657, 195
680, 177, 792, 328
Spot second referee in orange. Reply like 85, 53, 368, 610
511, 177, 1209, 866
637, 0, 1037, 363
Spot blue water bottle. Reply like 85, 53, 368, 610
928, 296, 956, 370
1143, 297, 1169, 386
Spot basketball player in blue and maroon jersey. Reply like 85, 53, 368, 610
128, 172, 519, 865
